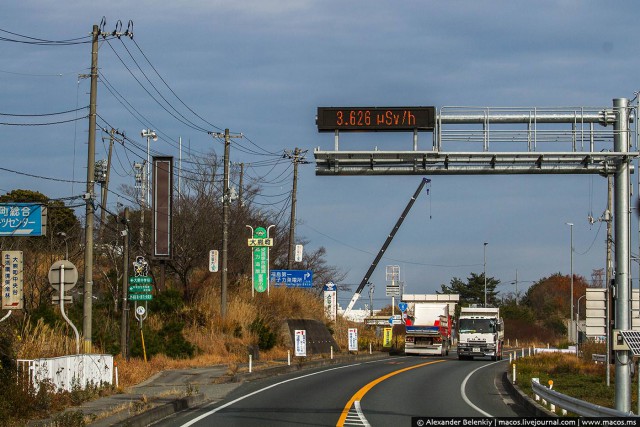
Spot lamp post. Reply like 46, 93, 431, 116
141, 129, 157, 207
484, 242, 488, 307
566, 222, 574, 342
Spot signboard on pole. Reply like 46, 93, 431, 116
250, 227, 270, 293
348, 328, 358, 352
2, 251, 23, 310
48, 260, 78, 294
323, 282, 337, 321
0, 203, 47, 236
270, 270, 313, 288
152, 157, 173, 260
294, 329, 307, 356
294, 244, 303, 262
253, 246, 269, 292
209, 250, 219, 273
383, 328, 393, 347
586, 288, 606, 338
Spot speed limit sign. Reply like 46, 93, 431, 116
136, 306, 146, 317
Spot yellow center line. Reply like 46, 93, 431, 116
336, 359, 447, 426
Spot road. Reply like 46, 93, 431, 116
154, 354, 529, 427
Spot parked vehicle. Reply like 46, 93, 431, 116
457, 306, 504, 361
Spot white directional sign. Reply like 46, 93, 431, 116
348, 328, 358, 351
585, 288, 606, 338
2, 251, 23, 310
209, 250, 219, 273
294, 329, 307, 357
323, 282, 337, 321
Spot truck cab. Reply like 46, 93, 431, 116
457, 307, 504, 361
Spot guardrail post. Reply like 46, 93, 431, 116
533, 378, 540, 401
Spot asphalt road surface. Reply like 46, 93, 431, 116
154, 354, 529, 427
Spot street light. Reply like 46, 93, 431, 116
484, 242, 488, 307
141, 129, 157, 207
566, 222, 574, 342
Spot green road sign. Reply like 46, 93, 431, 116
251, 226, 270, 293
129, 276, 152, 285
129, 285, 153, 293
129, 293, 153, 301
253, 246, 269, 292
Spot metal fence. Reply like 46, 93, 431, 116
16, 354, 113, 392
531, 378, 634, 417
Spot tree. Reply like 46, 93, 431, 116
521, 272, 589, 321
439, 272, 500, 308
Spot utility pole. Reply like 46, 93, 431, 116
83, 24, 99, 354
606, 173, 613, 387
613, 98, 631, 412
238, 162, 244, 208
211, 129, 242, 318
99, 128, 123, 239
120, 207, 129, 359
284, 148, 308, 270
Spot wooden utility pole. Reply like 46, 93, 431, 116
120, 208, 130, 359
285, 148, 307, 269
211, 129, 242, 318
238, 162, 244, 208
99, 128, 121, 239
83, 24, 99, 354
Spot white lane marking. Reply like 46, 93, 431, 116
354, 400, 371, 427
460, 360, 505, 417
180, 357, 399, 427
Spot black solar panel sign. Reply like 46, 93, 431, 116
619, 330, 640, 356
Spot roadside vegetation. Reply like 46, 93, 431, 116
513, 341, 637, 412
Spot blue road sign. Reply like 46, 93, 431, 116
270, 270, 313, 288
0, 203, 45, 236
398, 302, 408, 312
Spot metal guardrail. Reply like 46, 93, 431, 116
531, 379, 634, 417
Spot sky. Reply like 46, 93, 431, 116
1, 1, 639, 311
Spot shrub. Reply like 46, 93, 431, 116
160, 321, 195, 359
248, 317, 277, 350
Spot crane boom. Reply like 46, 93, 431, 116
343, 178, 431, 318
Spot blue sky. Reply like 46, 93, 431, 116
1, 1, 639, 310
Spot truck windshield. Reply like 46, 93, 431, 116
459, 318, 493, 333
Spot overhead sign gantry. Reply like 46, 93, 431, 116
315, 104, 632, 176
314, 98, 638, 412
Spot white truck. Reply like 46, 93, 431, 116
405, 302, 452, 356
457, 306, 504, 361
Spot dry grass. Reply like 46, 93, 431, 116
15, 279, 378, 392
16, 318, 78, 359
